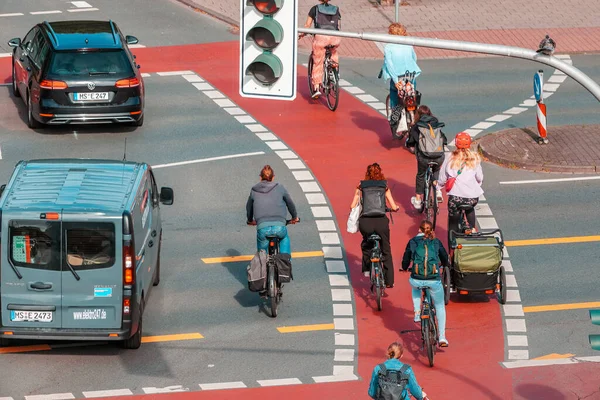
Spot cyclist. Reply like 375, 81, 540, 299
379, 23, 421, 111
299, 0, 342, 99
401, 220, 449, 347
349, 163, 400, 288
405, 105, 447, 209
437, 132, 484, 240
246, 165, 299, 255
368, 342, 428, 400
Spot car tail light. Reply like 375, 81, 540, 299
40, 80, 68, 89
123, 241, 135, 285
123, 298, 131, 315
115, 77, 140, 88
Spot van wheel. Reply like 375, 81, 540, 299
122, 307, 142, 349
12, 62, 20, 98
153, 242, 161, 286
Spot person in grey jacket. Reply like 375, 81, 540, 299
246, 165, 299, 255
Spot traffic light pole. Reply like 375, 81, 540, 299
297, 27, 600, 102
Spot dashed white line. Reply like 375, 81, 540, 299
343, 86, 365, 94
315, 219, 336, 231
471, 121, 496, 130
276, 150, 298, 159
329, 274, 350, 286
505, 318, 527, 333
30, 10, 62, 15
326, 261, 347, 273
192, 82, 213, 91
127, 44, 146, 48
333, 318, 354, 330
335, 333, 355, 346
503, 304, 525, 317
486, 114, 512, 122
234, 115, 255, 124
71, 1, 93, 7
520, 99, 537, 106
157, 70, 195, 76
337, 79, 352, 87
140, 73, 151, 78
198, 382, 247, 390
299, 181, 321, 193
213, 98, 235, 107
334, 348, 355, 361
311, 206, 332, 218
322, 246, 343, 259
503, 261, 512, 272
292, 170, 313, 180
503, 355, 600, 369
205, 90, 226, 99
265, 141, 288, 150
476, 217, 499, 230
152, 151, 265, 169
547, 75, 567, 83
505, 290, 521, 302
503, 107, 528, 115
83, 389, 133, 398
356, 94, 378, 102
508, 349, 530, 360
182, 74, 205, 83
463, 128, 483, 137
255, 132, 278, 141
25, 394, 75, 400
505, 274, 518, 287
67, 8, 99, 12
257, 378, 302, 387
313, 374, 358, 383
223, 107, 246, 116
319, 232, 340, 245
142, 385, 189, 394
305, 193, 327, 204
284, 159, 306, 170
333, 303, 353, 316
331, 288, 352, 301
500, 176, 600, 185
0, 13, 24, 17
507, 335, 529, 347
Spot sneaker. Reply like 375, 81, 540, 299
436, 189, 443, 203
312, 90, 321, 99
411, 196, 422, 210
439, 337, 449, 347
413, 311, 421, 323
363, 271, 370, 278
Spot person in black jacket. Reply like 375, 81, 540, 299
405, 105, 448, 210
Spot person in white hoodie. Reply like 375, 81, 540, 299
436, 132, 484, 242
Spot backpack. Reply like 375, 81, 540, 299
274, 253, 293, 284
360, 180, 387, 218
247, 250, 267, 292
314, 3, 340, 30
410, 237, 440, 280
418, 123, 444, 158
375, 364, 410, 400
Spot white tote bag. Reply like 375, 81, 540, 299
347, 202, 361, 233
396, 108, 408, 133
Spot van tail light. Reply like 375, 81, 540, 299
115, 77, 140, 88
123, 241, 135, 285
40, 80, 68, 89
123, 298, 131, 315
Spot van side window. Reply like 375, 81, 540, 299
9, 221, 60, 271
149, 171, 159, 207
65, 222, 115, 270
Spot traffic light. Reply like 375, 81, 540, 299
590, 310, 600, 350
240, 0, 298, 100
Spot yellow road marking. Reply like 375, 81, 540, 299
202, 250, 324, 264
0, 344, 52, 354
277, 323, 334, 333
142, 332, 204, 343
505, 235, 600, 247
533, 353, 575, 360
523, 301, 600, 313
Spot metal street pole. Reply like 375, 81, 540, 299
298, 27, 600, 102
395, 0, 399, 23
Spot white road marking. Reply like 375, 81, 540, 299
323, 246, 342, 259
508, 349, 529, 360
315, 219, 336, 231
503, 107, 528, 114
0, 53, 11, 58
152, 151, 265, 169
192, 82, 214, 91
26, 395, 75, 400
143, 385, 189, 394
477, 217, 498, 230
0, 398, 15, 400
474, 203, 492, 216
503, 304, 525, 317
543, 91, 554, 99
257, 378, 302, 387
157, 70, 195, 76
276, 150, 298, 159
67, 8, 99, 12
299, 181, 321, 193
335, 333, 355, 346
305, 193, 327, 204
311, 206, 332, 218
292, 170, 313, 180
507, 335, 529, 347
331, 288, 352, 301
333, 304, 353, 316
463, 128, 482, 137
284, 159, 306, 170
343, 86, 365, 94
244, 123, 267, 132
479, 194, 486, 201
505, 319, 527, 333
486, 114, 512, 122
333, 365, 355, 376
140, 73, 151, 77
329, 274, 350, 286
182, 74, 205, 83
204, 90, 226, 99
337, 79, 352, 87
505, 274, 518, 287
30, 10, 62, 15
471, 121, 496, 130
326, 261, 347, 274
334, 348, 355, 361
313, 374, 358, 383
500, 176, 600, 185
235, 115, 256, 124
83, 389, 133, 398
506, 290, 521, 302
213, 98, 235, 107
503, 355, 600, 369
320, 232, 340, 245
0, 13, 24, 17
223, 107, 245, 116
265, 141, 288, 150
356, 94, 379, 102
71, 1, 93, 7
502, 260, 513, 272
520, 99, 537, 106
255, 132, 277, 141
368, 101, 387, 110
333, 318, 354, 330
199, 382, 247, 390
547, 75, 567, 83
542, 83, 560, 92
503, 246, 509, 258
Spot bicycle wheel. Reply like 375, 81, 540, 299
307, 55, 315, 97
422, 318, 434, 367
498, 266, 507, 304
426, 181, 436, 227
443, 266, 451, 305
375, 265, 383, 311
325, 67, 339, 111
268, 264, 278, 318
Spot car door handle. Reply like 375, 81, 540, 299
148, 240, 154, 248
30, 282, 52, 290
151, 230, 156, 237
19, 57, 24, 62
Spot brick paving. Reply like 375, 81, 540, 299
177, 0, 600, 59
477, 125, 600, 173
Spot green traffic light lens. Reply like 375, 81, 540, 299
246, 19, 283, 50
246, 53, 283, 85
591, 335, 600, 351
252, 0, 279, 15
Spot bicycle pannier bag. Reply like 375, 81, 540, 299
274, 253, 293, 284
247, 250, 267, 292
315, 4, 340, 30
418, 123, 444, 158
410, 237, 440, 280
360, 180, 387, 218
453, 237, 502, 273
375, 364, 410, 400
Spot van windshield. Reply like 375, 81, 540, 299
65, 222, 115, 270
10, 221, 61, 271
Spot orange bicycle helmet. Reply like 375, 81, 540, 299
455, 132, 472, 149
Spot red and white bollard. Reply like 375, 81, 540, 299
536, 101, 548, 144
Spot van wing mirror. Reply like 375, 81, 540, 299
8, 38, 21, 48
0, 184, 5, 197
126, 35, 139, 45
159, 187, 174, 205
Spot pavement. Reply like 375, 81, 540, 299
479, 125, 600, 173
177, 0, 600, 59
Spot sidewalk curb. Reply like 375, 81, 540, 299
175, 0, 239, 28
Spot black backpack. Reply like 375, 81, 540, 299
314, 3, 340, 30
360, 180, 387, 217
376, 364, 410, 400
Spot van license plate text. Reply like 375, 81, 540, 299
74, 92, 109, 101
10, 311, 53, 322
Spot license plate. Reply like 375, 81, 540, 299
73, 92, 109, 101
10, 310, 53, 322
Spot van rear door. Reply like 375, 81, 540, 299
60, 218, 122, 329
1, 215, 62, 329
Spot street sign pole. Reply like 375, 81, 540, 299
534, 70, 548, 144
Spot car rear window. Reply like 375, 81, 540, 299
48, 50, 133, 77
66, 222, 115, 270
10, 221, 60, 271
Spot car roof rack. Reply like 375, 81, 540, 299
43, 21, 59, 46
108, 20, 118, 45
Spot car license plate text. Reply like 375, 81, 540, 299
10, 310, 53, 322
74, 92, 109, 101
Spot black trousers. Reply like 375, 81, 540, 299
416, 153, 444, 195
447, 195, 479, 244
359, 215, 394, 286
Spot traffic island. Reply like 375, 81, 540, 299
477, 125, 600, 174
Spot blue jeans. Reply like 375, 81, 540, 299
409, 277, 447, 340
389, 78, 417, 109
257, 225, 290, 255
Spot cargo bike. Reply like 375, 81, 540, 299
444, 204, 507, 305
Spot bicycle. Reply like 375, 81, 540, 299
420, 161, 439, 230
419, 285, 440, 367
367, 208, 396, 311
307, 44, 339, 111
385, 71, 419, 139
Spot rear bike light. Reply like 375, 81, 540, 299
115, 77, 140, 88
40, 80, 68, 89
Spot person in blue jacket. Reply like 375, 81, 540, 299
368, 342, 428, 400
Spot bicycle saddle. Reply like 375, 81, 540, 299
265, 235, 280, 240
368, 233, 381, 241
427, 161, 439, 166
324, 44, 336, 49
458, 204, 475, 211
